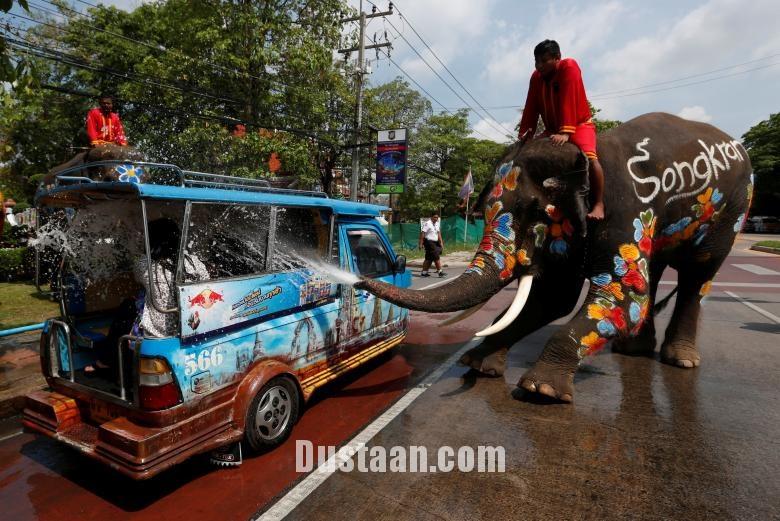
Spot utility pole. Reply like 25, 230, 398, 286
338, 1, 393, 201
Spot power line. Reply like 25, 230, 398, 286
389, 1, 515, 136
3, 19, 329, 126
3, 29, 339, 136
364, 0, 513, 139
32, 0, 320, 96
374, 46, 496, 142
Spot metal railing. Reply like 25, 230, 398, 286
49, 160, 329, 199
49, 319, 75, 382
117, 334, 142, 404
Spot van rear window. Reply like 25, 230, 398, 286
183, 204, 332, 281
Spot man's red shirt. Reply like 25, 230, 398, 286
86, 108, 127, 146
518, 58, 592, 137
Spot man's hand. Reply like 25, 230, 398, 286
550, 133, 570, 146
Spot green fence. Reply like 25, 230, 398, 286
384, 216, 485, 250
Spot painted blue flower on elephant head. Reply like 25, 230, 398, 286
497, 161, 513, 180
116, 164, 144, 184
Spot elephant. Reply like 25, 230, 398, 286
42, 143, 145, 188
356, 112, 753, 402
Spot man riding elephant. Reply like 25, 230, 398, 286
356, 112, 753, 403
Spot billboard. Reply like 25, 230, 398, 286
375, 128, 407, 194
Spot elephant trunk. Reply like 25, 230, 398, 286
354, 253, 506, 313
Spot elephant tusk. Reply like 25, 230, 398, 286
437, 301, 488, 327
474, 275, 533, 337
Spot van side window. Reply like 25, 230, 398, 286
347, 230, 392, 278
271, 207, 333, 271
184, 204, 270, 281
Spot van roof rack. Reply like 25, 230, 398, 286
51, 160, 328, 198
181, 170, 328, 198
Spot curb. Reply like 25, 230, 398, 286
750, 245, 780, 255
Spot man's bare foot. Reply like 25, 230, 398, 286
587, 202, 605, 220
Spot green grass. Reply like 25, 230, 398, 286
755, 240, 780, 249
0, 282, 60, 330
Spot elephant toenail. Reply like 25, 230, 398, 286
538, 383, 556, 397
560, 393, 573, 403
678, 360, 694, 368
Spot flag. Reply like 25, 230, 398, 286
458, 169, 474, 201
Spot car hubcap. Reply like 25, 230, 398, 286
255, 385, 291, 440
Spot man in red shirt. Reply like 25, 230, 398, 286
86, 94, 128, 147
518, 40, 605, 219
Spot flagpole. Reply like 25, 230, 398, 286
464, 195, 469, 244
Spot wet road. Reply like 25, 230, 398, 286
1, 237, 779, 520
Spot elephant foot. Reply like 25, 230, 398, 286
611, 332, 656, 356
517, 360, 575, 403
660, 339, 700, 368
458, 344, 508, 377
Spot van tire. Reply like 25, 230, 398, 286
244, 376, 299, 452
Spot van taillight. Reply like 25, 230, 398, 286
138, 358, 181, 410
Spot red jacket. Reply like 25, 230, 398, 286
518, 58, 592, 137
86, 108, 127, 146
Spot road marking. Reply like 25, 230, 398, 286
255, 341, 476, 521
419, 277, 453, 290
724, 291, 780, 324
0, 430, 23, 443
732, 264, 780, 276
658, 281, 780, 288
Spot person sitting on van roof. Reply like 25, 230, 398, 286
135, 217, 209, 338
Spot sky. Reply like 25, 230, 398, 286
80, 0, 780, 142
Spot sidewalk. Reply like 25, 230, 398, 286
0, 331, 45, 418
406, 249, 473, 269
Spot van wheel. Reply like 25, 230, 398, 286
245, 377, 299, 451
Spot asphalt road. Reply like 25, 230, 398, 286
0, 235, 778, 520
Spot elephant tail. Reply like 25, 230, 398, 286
653, 286, 678, 313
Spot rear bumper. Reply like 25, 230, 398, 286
22, 390, 242, 480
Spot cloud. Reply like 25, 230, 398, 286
677, 105, 712, 123
592, 0, 780, 119
391, 0, 495, 80
483, 1, 624, 87
470, 117, 516, 143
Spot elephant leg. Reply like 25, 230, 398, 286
612, 259, 665, 356
519, 245, 651, 402
660, 262, 722, 368
460, 275, 583, 377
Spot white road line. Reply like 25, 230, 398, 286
732, 264, 780, 276
724, 290, 780, 324
255, 341, 476, 521
658, 281, 780, 288
419, 277, 453, 290
0, 430, 23, 443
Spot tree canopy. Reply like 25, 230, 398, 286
742, 112, 780, 216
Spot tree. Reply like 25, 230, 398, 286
395, 110, 505, 220
742, 112, 780, 216
0, 0, 357, 202
363, 77, 432, 131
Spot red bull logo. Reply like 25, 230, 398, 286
188, 288, 224, 309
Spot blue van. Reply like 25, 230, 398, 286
23, 162, 410, 479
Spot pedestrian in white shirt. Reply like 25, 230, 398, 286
418, 213, 446, 277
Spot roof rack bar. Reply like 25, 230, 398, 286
51, 160, 329, 199
54, 160, 185, 186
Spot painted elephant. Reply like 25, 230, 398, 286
356, 112, 753, 402
43, 143, 144, 187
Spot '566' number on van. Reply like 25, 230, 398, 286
184, 347, 224, 376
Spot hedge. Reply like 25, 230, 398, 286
0, 247, 35, 281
